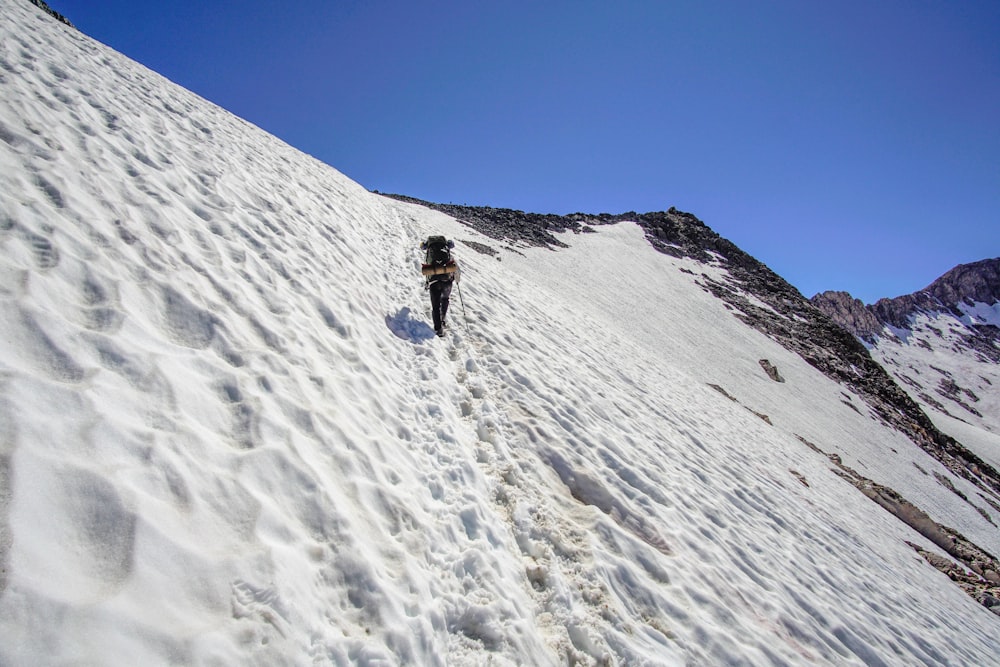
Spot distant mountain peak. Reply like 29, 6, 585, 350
920, 257, 1000, 309
814, 258, 1000, 468
815, 257, 1000, 338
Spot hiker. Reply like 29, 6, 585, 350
420, 235, 460, 337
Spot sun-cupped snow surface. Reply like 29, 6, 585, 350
1, 1, 998, 665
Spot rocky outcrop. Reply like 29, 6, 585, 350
758, 359, 785, 383
811, 291, 884, 342
26, 0, 74, 27
377, 193, 610, 248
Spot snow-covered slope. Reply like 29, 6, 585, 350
880, 314, 1000, 563
874, 303, 1000, 470
1, 1, 998, 664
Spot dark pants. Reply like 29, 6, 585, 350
429, 280, 452, 333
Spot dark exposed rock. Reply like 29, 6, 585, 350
960, 324, 1000, 365
789, 470, 809, 487
707, 383, 772, 423
758, 359, 785, 383
635, 217, 1000, 503
707, 384, 737, 402
937, 378, 982, 418
26, 0, 74, 27
457, 239, 499, 257
378, 193, 614, 248
811, 291, 883, 343
908, 542, 1000, 617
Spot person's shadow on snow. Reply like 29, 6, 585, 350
385, 308, 436, 343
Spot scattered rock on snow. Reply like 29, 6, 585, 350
758, 359, 785, 383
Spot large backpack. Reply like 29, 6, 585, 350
421, 236, 457, 278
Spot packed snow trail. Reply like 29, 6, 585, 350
2, 1, 999, 665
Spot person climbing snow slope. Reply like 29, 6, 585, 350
420, 235, 460, 337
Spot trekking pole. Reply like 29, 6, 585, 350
455, 281, 471, 334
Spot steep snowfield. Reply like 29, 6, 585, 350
1, 1, 998, 664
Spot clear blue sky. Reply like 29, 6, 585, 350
47, 0, 999, 303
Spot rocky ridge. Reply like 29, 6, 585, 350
869, 258, 1000, 330
26, 0, 73, 27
